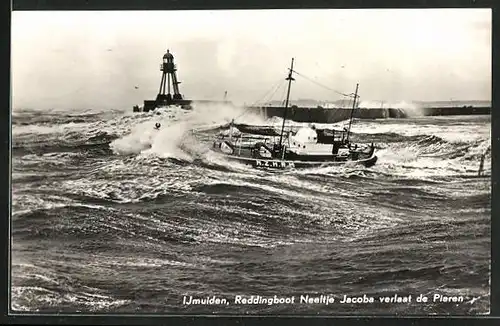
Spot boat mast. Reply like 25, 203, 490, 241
346, 83, 359, 142
278, 58, 295, 151
229, 118, 234, 142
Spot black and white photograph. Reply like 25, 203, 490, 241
10, 9, 491, 315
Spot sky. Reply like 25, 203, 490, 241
11, 9, 491, 110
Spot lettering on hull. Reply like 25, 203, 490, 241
255, 160, 295, 169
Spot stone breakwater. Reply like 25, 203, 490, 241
247, 106, 491, 123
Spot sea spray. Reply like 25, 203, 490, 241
392, 101, 424, 117
352, 119, 489, 144
358, 100, 425, 117
141, 123, 191, 161
110, 119, 198, 161
109, 102, 254, 160
189, 102, 251, 125
369, 137, 491, 178
109, 120, 160, 155
109, 105, 195, 156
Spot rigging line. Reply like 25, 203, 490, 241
259, 81, 285, 106
292, 69, 353, 98
279, 80, 288, 107
265, 82, 285, 106
231, 78, 286, 122
235, 81, 286, 122
329, 98, 352, 128
323, 92, 358, 129
249, 77, 287, 107
344, 95, 361, 129
343, 97, 354, 127
324, 90, 358, 129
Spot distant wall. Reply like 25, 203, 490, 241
420, 106, 491, 116
247, 106, 490, 123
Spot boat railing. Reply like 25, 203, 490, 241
218, 134, 277, 142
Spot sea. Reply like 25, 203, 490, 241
10, 103, 491, 315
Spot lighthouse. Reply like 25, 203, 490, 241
156, 49, 184, 104
134, 49, 234, 113
139, 50, 191, 112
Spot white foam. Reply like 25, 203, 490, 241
354, 119, 490, 143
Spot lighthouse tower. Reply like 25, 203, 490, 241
156, 49, 183, 105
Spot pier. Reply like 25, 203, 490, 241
246, 105, 491, 123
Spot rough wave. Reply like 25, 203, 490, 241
11, 107, 491, 314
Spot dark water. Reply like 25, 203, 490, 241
11, 106, 491, 315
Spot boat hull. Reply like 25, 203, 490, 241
216, 152, 378, 170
